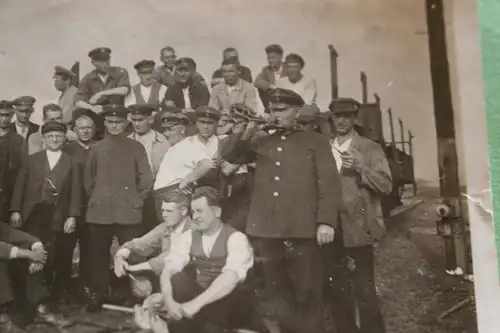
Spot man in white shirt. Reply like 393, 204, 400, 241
126, 60, 167, 108
275, 53, 317, 105
135, 186, 267, 333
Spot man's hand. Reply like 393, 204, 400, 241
150, 315, 170, 333
143, 293, 164, 314
317, 224, 335, 246
134, 305, 152, 330
63, 217, 77, 234
164, 300, 184, 321
113, 255, 129, 278
89, 92, 104, 104
180, 300, 202, 319
10, 212, 22, 228
29, 248, 47, 263
29, 262, 44, 274
340, 149, 364, 172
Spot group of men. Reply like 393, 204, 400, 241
0, 43, 392, 333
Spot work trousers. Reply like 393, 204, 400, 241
87, 223, 142, 298
323, 242, 386, 333
256, 238, 325, 333
167, 270, 267, 333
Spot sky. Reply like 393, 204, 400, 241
0, 0, 439, 183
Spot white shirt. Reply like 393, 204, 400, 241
125, 84, 168, 106
15, 123, 29, 139
331, 137, 352, 172
154, 135, 219, 190
182, 88, 191, 109
275, 75, 317, 105
273, 65, 283, 82
164, 226, 254, 282
130, 130, 156, 171
98, 73, 108, 83
46, 150, 62, 170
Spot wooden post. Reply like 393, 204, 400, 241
426, 0, 467, 272
70, 61, 80, 86
408, 131, 417, 195
398, 118, 406, 154
328, 45, 339, 100
374, 93, 381, 107
360, 72, 368, 104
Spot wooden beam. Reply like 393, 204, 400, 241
360, 71, 368, 104
328, 44, 339, 99
398, 118, 406, 154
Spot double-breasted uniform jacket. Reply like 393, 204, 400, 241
221, 129, 343, 239
10, 150, 81, 231
128, 130, 171, 177
84, 135, 153, 225
335, 132, 392, 247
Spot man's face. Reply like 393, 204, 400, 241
222, 64, 240, 86
162, 122, 185, 141
15, 107, 33, 124
191, 197, 220, 232
175, 65, 193, 85
74, 117, 96, 143
138, 70, 154, 86
130, 114, 152, 135
53, 75, 70, 92
333, 112, 357, 135
161, 201, 187, 227
270, 105, 297, 129
223, 50, 238, 60
161, 50, 177, 68
91, 59, 110, 73
0, 110, 13, 128
104, 116, 127, 135
44, 131, 66, 151
267, 52, 283, 68
44, 110, 63, 123
196, 117, 217, 139
286, 61, 302, 80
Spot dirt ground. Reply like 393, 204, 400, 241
5, 189, 478, 333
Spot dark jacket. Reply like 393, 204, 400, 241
9, 122, 39, 141
212, 66, 253, 84
10, 150, 81, 231
162, 80, 210, 109
221, 130, 343, 239
0, 222, 38, 260
84, 135, 153, 225
254, 64, 287, 109
0, 131, 25, 221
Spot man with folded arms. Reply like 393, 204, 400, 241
135, 186, 268, 333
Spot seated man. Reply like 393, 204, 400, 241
113, 191, 192, 298
135, 186, 267, 333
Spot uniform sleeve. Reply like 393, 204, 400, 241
163, 231, 192, 274
75, 76, 92, 102
358, 143, 393, 196
84, 148, 97, 196
116, 68, 131, 88
222, 232, 254, 282
69, 159, 82, 217
10, 159, 28, 213
208, 86, 221, 110
313, 135, 342, 228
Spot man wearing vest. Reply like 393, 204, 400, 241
126, 60, 167, 108
10, 120, 81, 321
135, 186, 267, 333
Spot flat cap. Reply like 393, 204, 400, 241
0, 100, 14, 110
297, 104, 321, 123
189, 105, 221, 121
269, 88, 305, 107
88, 47, 111, 61
101, 104, 129, 118
13, 96, 36, 108
128, 104, 156, 116
265, 44, 284, 55
41, 120, 67, 134
72, 108, 98, 123
175, 57, 196, 70
133, 60, 155, 72
54, 66, 76, 79
328, 97, 361, 114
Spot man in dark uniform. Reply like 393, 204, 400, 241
62, 109, 98, 295
221, 88, 343, 333
0, 100, 25, 222
84, 104, 153, 312
10, 96, 39, 141
75, 47, 131, 138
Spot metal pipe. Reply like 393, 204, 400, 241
360, 72, 368, 104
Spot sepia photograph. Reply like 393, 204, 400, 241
0, 0, 493, 332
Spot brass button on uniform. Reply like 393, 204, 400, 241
281, 136, 286, 140
275, 161, 281, 166
274, 176, 280, 181
273, 192, 279, 197
277, 147, 283, 152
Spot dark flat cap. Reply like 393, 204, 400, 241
175, 57, 196, 70
0, 100, 14, 110
134, 60, 155, 72
72, 108, 98, 123
329, 97, 361, 114
265, 44, 284, 55
88, 47, 111, 61
42, 120, 67, 134
128, 104, 157, 116
269, 88, 305, 107
187, 106, 221, 121
297, 104, 321, 123
102, 104, 129, 118
54, 66, 76, 79
13, 96, 36, 108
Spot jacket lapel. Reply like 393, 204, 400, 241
48, 153, 71, 192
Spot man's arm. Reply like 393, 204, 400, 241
254, 67, 273, 91
84, 149, 97, 196
303, 77, 318, 105
208, 86, 221, 110
357, 144, 393, 196
314, 135, 343, 229
245, 86, 258, 114
10, 160, 28, 213
98, 86, 129, 98
68, 159, 82, 218
135, 144, 154, 200
119, 224, 166, 259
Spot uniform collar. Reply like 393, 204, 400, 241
90, 67, 117, 80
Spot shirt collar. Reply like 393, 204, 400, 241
226, 79, 243, 91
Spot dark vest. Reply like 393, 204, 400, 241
39, 154, 62, 206
190, 223, 236, 289
132, 83, 162, 105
